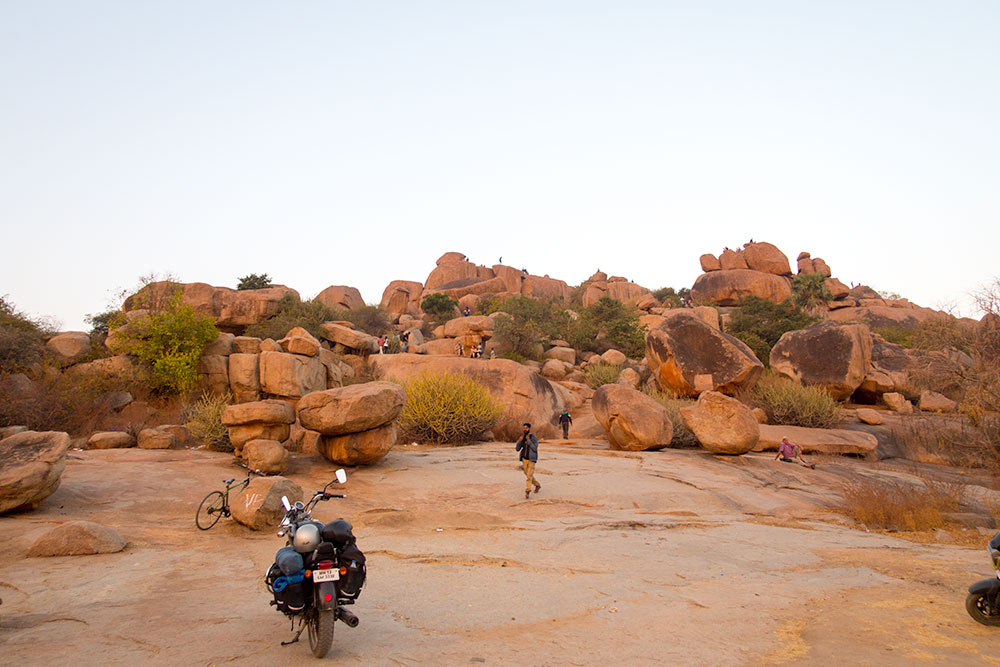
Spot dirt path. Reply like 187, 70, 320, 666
1, 442, 998, 665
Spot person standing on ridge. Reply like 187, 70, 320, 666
558, 410, 572, 439
515, 423, 540, 499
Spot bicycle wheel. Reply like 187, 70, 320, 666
196, 491, 226, 530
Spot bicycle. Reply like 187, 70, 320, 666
195, 472, 252, 530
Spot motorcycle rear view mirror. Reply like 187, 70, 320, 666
335, 469, 347, 484
281, 496, 291, 511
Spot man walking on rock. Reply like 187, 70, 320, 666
515, 423, 540, 499
558, 410, 572, 439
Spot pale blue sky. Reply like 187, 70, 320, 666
2, 1, 997, 330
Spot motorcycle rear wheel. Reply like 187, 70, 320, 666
966, 592, 1000, 626
308, 608, 335, 657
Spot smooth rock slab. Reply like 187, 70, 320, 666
753, 425, 878, 456
856, 408, 884, 425
27, 521, 126, 557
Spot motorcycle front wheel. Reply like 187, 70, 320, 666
966, 592, 1000, 626
308, 608, 335, 658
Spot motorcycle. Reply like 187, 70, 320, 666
965, 531, 1000, 626
264, 468, 367, 657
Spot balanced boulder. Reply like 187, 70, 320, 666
645, 312, 763, 397
769, 321, 872, 400
27, 521, 127, 557
592, 384, 672, 451
742, 242, 791, 276
0, 431, 72, 514
317, 422, 398, 466
690, 269, 792, 306
297, 382, 405, 436
315, 285, 365, 311
679, 391, 759, 455
221, 399, 296, 453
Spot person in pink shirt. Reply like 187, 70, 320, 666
775, 436, 815, 469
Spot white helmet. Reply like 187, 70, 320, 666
292, 523, 322, 553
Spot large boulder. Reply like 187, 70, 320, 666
545, 346, 576, 364
87, 431, 136, 449
0, 431, 72, 514
123, 281, 298, 332
202, 332, 235, 356
380, 280, 424, 316
919, 390, 957, 413
320, 322, 379, 353
46, 332, 92, 364
297, 382, 405, 436
443, 315, 495, 338
315, 285, 365, 311
699, 254, 721, 272
753, 425, 877, 456
742, 242, 791, 276
645, 312, 763, 397
769, 321, 872, 400
258, 351, 326, 399
827, 305, 945, 330
196, 354, 230, 395
221, 399, 296, 452
27, 521, 127, 557
369, 355, 567, 438
137, 427, 175, 449
228, 353, 261, 403
718, 249, 748, 270
243, 439, 289, 474
277, 326, 321, 357
230, 476, 303, 530
600, 349, 628, 366
691, 269, 792, 306
679, 391, 759, 455
592, 384, 672, 451
317, 422, 397, 466
425, 255, 484, 290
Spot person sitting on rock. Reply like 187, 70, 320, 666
775, 437, 814, 469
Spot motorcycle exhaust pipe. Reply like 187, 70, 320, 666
336, 607, 360, 627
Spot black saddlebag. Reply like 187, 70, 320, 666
266, 563, 307, 615
335, 543, 367, 601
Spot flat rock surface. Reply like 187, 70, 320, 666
0, 445, 998, 665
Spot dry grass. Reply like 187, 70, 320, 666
642, 388, 698, 447
183, 391, 233, 451
889, 414, 1000, 473
584, 362, 622, 388
746, 373, 842, 429
840, 474, 965, 532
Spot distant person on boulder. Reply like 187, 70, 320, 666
558, 410, 573, 439
377, 335, 385, 354
462, 306, 472, 316
456, 342, 464, 356
775, 436, 815, 469
400, 330, 410, 353
515, 423, 541, 499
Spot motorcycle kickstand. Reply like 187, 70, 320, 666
280, 618, 305, 647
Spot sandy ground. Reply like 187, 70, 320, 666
1, 440, 999, 666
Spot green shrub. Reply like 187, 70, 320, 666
584, 362, 622, 388
184, 391, 233, 451
912, 317, 974, 353
493, 312, 544, 360
748, 374, 842, 428
237, 273, 273, 290
873, 326, 914, 347
244, 295, 338, 340
337, 305, 392, 337
421, 293, 459, 322
726, 297, 818, 366
396, 371, 503, 444
791, 273, 832, 312
113, 291, 218, 395
643, 388, 698, 447
85, 309, 124, 337
568, 297, 647, 358
0, 296, 51, 374
651, 287, 689, 308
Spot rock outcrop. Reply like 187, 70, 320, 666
592, 384, 672, 451
742, 242, 792, 276
645, 312, 763, 397
769, 321, 872, 400
123, 281, 298, 332
298, 382, 405, 436
679, 391, 759, 455
380, 280, 425, 316
258, 350, 326, 399
0, 431, 72, 514
46, 332, 92, 365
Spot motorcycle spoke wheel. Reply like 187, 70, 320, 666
307, 608, 335, 658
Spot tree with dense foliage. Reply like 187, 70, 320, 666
791, 274, 832, 313
420, 293, 459, 323
725, 296, 818, 366
0, 296, 50, 374
237, 273, 273, 290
